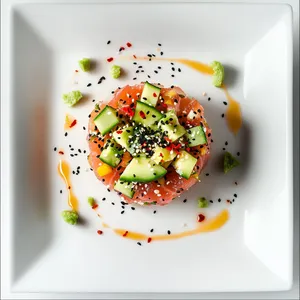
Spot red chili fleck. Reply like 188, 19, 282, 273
58, 151, 64, 155
127, 42, 132, 47
142, 142, 147, 147
119, 46, 125, 51
69, 119, 77, 128
107, 57, 114, 62
121, 106, 134, 117
123, 230, 129, 237
161, 103, 168, 108
133, 54, 137, 59
226, 200, 232, 204
139, 111, 146, 119
186, 147, 191, 152
147, 237, 152, 243
75, 70, 79, 73
153, 92, 157, 97
97, 230, 103, 235
197, 214, 206, 222
166, 145, 172, 151
116, 130, 123, 134
159, 152, 164, 157
92, 204, 99, 209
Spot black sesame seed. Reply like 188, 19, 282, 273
223, 148, 226, 150
158, 43, 162, 46
60, 190, 62, 194
223, 101, 228, 105
137, 242, 142, 246
234, 194, 237, 197
237, 152, 240, 156
178, 68, 181, 72
171, 62, 174, 65
160, 52, 163, 56
133, 62, 137, 65
121, 211, 125, 214
64, 132, 68, 137
107, 40, 111, 44
133, 77, 137, 80
111, 202, 115, 205
154, 70, 158, 74
183, 199, 187, 203
208, 97, 211, 101
83, 126, 86, 130
210, 200, 214, 203
158, 66, 161, 69
54, 147, 57, 151
205, 173, 209, 176
148, 75, 151, 78
171, 74, 175, 77
153, 210, 157, 214
136, 70, 139, 73
167, 230, 171, 235
171, 67, 175, 71
150, 228, 154, 233
218, 198, 221, 202
225, 141, 228, 145
87, 83, 92, 87
131, 207, 135, 210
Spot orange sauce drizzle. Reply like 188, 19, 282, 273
113, 209, 229, 242
58, 160, 79, 211
132, 56, 242, 134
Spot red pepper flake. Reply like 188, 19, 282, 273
107, 57, 114, 62
97, 230, 103, 235
147, 237, 152, 243
164, 137, 173, 143
116, 130, 123, 134
58, 151, 64, 155
123, 230, 129, 237
159, 152, 164, 157
92, 204, 99, 210
153, 92, 157, 97
133, 54, 137, 59
161, 103, 168, 109
119, 46, 125, 51
142, 142, 147, 147
126, 42, 132, 47
139, 111, 146, 119
121, 106, 134, 117
226, 199, 232, 204
69, 119, 77, 128
186, 147, 190, 152
197, 214, 205, 222
75, 70, 79, 73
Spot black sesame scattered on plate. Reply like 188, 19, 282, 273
225, 141, 228, 145
131, 207, 135, 210
160, 51, 163, 56
210, 200, 214, 203
137, 242, 142, 246
64, 132, 68, 137
107, 40, 111, 44
208, 97, 211, 101
223, 101, 228, 105
133, 77, 137, 80
121, 210, 125, 214
83, 126, 86, 130
54, 147, 57, 151
221, 113, 225, 118
171, 74, 175, 77
153, 210, 157, 214
111, 202, 115, 205
167, 230, 171, 235
60, 190, 62, 194
87, 83, 92, 87
205, 173, 209, 176
218, 198, 221, 202
183, 199, 187, 203
237, 152, 240, 156
154, 70, 158, 74
158, 43, 162, 46
150, 228, 154, 233
234, 194, 237, 198
102, 197, 106, 201
223, 148, 226, 151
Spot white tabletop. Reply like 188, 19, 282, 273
1, 0, 299, 299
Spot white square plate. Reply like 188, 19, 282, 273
2, 1, 293, 294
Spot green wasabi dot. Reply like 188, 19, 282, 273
110, 65, 121, 79
224, 151, 240, 173
210, 61, 224, 87
87, 197, 95, 207
61, 210, 79, 225
78, 58, 91, 72
198, 197, 209, 208
62, 90, 83, 107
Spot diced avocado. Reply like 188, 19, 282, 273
94, 106, 120, 135
151, 146, 177, 164
140, 81, 161, 106
112, 126, 133, 150
114, 180, 135, 198
185, 126, 207, 147
210, 61, 224, 87
133, 101, 163, 126
120, 156, 167, 183
62, 90, 83, 107
159, 111, 186, 142
61, 210, 78, 225
99, 140, 122, 167
110, 65, 121, 79
173, 150, 197, 179
78, 58, 91, 72
224, 152, 240, 173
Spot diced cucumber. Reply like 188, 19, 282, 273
140, 82, 161, 106
133, 101, 163, 126
120, 156, 167, 183
159, 111, 186, 142
99, 140, 122, 167
173, 150, 197, 179
151, 146, 177, 164
185, 126, 207, 147
114, 180, 135, 198
94, 106, 120, 135
112, 126, 133, 150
